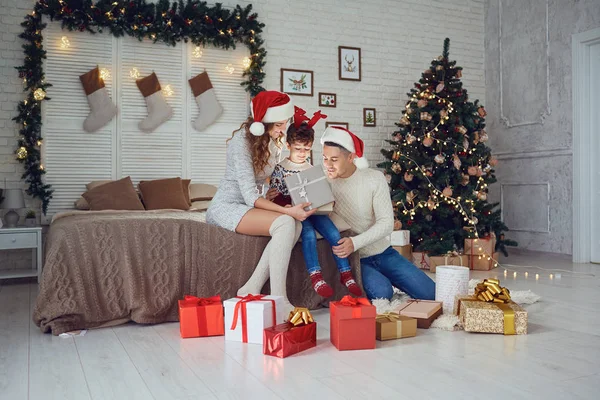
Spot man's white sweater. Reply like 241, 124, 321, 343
329, 167, 394, 258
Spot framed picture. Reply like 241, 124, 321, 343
306, 150, 314, 164
363, 108, 376, 127
326, 121, 349, 130
338, 46, 361, 81
280, 68, 314, 96
318, 92, 337, 107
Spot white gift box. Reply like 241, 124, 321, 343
390, 230, 410, 246
224, 295, 284, 344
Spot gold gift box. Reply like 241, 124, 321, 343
455, 296, 528, 335
376, 314, 417, 341
393, 244, 412, 260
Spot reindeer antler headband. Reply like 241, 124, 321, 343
293, 106, 327, 129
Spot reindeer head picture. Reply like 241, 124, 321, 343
339, 46, 361, 81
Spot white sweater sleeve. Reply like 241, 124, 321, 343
231, 133, 261, 207
350, 173, 394, 251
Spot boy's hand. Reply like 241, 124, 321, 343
265, 188, 279, 201
333, 238, 354, 259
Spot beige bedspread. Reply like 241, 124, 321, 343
33, 210, 361, 335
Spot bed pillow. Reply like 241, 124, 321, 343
182, 179, 192, 207
189, 183, 217, 202
190, 200, 211, 211
138, 177, 190, 210
82, 176, 144, 210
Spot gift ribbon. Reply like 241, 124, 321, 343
458, 278, 515, 335
417, 252, 430, 269
230, 294, 276, 343
465, 236, 496, 270
287, 173, 328, 205
338, 295, 371, 318
288, 307, 314, 326
376, 312, 406, 339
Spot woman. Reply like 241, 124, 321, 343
206, 91, 316, 311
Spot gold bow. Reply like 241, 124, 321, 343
474, 278, 511, 303
288, 307, 314, 326
376, 312, 403, 323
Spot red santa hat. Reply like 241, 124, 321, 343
249, 91, 294, 136
320, 126, 369, 169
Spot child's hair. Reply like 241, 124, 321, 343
286, 122, 314, 146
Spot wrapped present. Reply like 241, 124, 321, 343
464, 234, 496, 269
330, 296, 377, 351
263, 308, 317, 358
390, 230, 410, 246
412, 252, 431, 270
428, 252, 467, 273
396, 300, 443, 329
455, 279, 527, 335
284, 166, 335, 212
470, 252, 500, 271
178, 295, 224, 338
376, 312, 417, 341
224, 294, 284, 344
393, 244, 412, 260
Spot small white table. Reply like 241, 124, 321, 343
0, 227, 43, 283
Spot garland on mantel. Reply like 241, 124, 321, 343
14, 0, 267, 213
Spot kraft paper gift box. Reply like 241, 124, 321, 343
284, 166, 335, 214
178, 295, 224, 338
224, 294, 284, 344
393, 244, 413, 260
396, 300, 443, 329
428, 253, 467, 273
412, 252, 431, 270
330, 296, 377, 351
470, 252, 500, 271
376, 313, 417, 341
464, 234, 497, 269
263, 308, 317, 358
390, 230, 410, 246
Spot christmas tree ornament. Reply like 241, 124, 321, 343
188, 72, 223, 132
423, 136, 434, 147
476, 167, 484, 177
456, 69, 462, 78
417, 99, 427, 108
440, 109, 448, 119
420, 112, 432, 121
406, 134, 416, 144
400, 116, 410, 125
427, 198, 436, 210
434, 154, 445, 164
461, 174, 470, 186
392, 151, 401, 160
425, 214, 433, 221
406, 190, 416, 205
435, 83, 445, 93
394, 219, 402, 231
425, 166, 433, 177
479, 131, 489, 142
385, 173, 391, 184
477, 106, 487, 117
33, 88, 46, 101
484, 164, 492, 173
473, 131, 480, 144
404, 172, 414, 182
392, 163, 402, 173
136, 72, 173, 133
489, 156, 499, 166
457, 125, 467, 134
436, 65, 444, 71
468, 166, 478, 176
392, 134, 401, 142
79, 66, 118, 133
442, 186, 453, 197
477, 191, 487, 201
463, 137, 470, 150
453, 154, 462, 169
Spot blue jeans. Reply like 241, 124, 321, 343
301, 215, 350, 274
361, 246, 435, 300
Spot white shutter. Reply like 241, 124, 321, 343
42, 20, 116, 215
41, 21, 249, 217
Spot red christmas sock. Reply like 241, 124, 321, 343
340, 271, 363, 296
310, 271, 334, 298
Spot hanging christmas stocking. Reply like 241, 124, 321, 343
79, 66, 118, 133
136, 72, 173, 133
188, 72, 223, 131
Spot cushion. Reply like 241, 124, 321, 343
189, 183, 217, 202
86, 180, 112, 191
138, 177, 190, 210
82, 176, 145, 210
190, 200, 211, 211
74, 196, 90, 210
182, 179, 191, 207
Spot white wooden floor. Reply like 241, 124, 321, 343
1, 250, 599, 400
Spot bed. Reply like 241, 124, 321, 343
33, 209, 361, 335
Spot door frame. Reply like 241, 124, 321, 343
572, 28, 600, 263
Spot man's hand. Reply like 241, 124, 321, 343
332, 237, 355, 258
265, 188, 279, 201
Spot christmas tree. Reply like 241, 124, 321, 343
378, 38, 517, 257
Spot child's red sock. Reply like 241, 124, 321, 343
340, 271, 362, 296
310, 271, 334, 298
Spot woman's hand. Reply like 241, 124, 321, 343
265, 188, 279, 202
285, 202, 317, 221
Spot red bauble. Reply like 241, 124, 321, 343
407, 220, 414, 226
79, 25, 85, 32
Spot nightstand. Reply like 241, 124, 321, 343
0, 227, 43, 283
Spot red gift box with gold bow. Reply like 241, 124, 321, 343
330, 296, 376, 351
178, 295, 224, 338
263, 307, 317, 358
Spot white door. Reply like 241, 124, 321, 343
591, 42, 600, 263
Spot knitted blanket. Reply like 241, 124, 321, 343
33, 210, 360, 335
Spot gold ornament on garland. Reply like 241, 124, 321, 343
33, 88, 46, 101
17, 146, 28, 160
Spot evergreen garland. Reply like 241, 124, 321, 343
14, 0, 267, 214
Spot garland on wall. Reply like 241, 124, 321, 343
14, 0, 267, 214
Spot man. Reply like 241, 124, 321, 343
320, 126, 435, 300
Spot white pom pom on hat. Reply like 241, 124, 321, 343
250, 91, 294, 136
321, 126, 369, 169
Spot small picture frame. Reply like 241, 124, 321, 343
306, 150, 314, 164
280, 68, 314, 96
326, 121, 349, 130
318, 92, 337, 108
363, 108, 376, 127
338, 46, 361, 81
